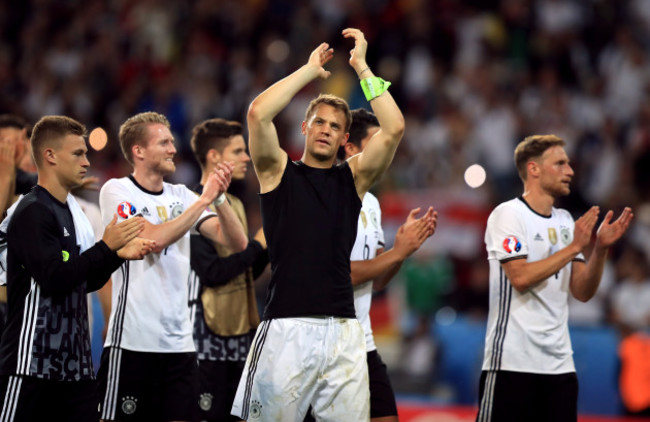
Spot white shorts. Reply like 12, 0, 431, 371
231, 317, 369, 422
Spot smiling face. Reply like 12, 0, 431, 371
137, 123, 177, 175
536, 145, 574, 198
302, 104, 349, 165
54, 134, 90, 189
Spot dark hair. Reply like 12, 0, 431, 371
190, 118, 243, 169
514, 134, 566, 182
0, 114, 30, 136
31, 115, 86, 166
305, 94, 352, 133
337, 108, 379, 160
118, 111, 170, 165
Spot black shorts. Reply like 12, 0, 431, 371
0, 375, 99, 422
476, 370, 578, 422
97, 347, 199, 421
367, 349, 398, 418
197, 359, 246, 422
304, 349, 397, 421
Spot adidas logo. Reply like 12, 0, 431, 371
534, 233, 543, 241
63, 227, 70, 237
141, 207, 151, 216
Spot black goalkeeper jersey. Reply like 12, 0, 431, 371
0, 186, 122, 381
260, 158, 361, 320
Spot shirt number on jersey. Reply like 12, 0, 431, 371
363, 235, 370, 260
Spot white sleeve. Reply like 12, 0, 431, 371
99, 179, 139, 226
485, 203, 528, 262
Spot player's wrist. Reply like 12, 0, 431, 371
213, 193, 227, 207
360, 76, 391, 101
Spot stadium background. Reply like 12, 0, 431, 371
3, 0, 650, 420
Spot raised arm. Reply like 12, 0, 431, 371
343, 28, 405, 198
247, 43, 334, 193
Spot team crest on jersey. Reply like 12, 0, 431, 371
360, 210, 367, 228
369, 210, 378, 228
157, 206, 168, 222
170, 201, 184, 219
121, 396, 138, 415
560, 227, 571, 245
249, 400, 263, 419
117, 201, 137, 219
199, 393, 213, 411
548, 228, 558, 245
502, 236, 521, 253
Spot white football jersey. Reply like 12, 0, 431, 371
99, 177, 215, 352
351, 192, 384, 352
482, 197, 584, 374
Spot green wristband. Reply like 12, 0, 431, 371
360, 77, 391, 101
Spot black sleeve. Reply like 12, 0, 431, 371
10, 203, 123, 296
85, 240, 124, 292
190, 234, 266, 287
251, 246, 269, 280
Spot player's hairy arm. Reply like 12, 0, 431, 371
570, 207, 633, 302
501, 247, 581, 293
351, 207, 436, 290
502, 207, 601, 293
136, 198, 212, 254
343, 28, 405, 198
248, 43, 333, 193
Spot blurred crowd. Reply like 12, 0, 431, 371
2, 0, 650, 410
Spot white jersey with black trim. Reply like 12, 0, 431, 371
99, 177, 215, 353
482, 197, 584, 374
351, 192, 384, 352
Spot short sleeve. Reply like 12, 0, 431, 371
99, 179, 138, 226
485, 203, 528, 262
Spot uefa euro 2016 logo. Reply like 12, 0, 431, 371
502, 236, 521, 253
117, 201, 137, 219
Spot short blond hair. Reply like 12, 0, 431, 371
119, 111, 170, 165
514, 134, 565, 181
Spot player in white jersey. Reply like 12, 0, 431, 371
97, 112, 248, 422
304, 108, 437, 422
476, 134, 633, 422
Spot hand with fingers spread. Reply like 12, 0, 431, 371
342, 28, 368, 74
102, 214, 145, 251
571, 206, 600, 253
201, 161, 234, 205
117, 237, 156, 260
307, 42, 334, 79
394, 207, 438, 259
596, 207, 634, 249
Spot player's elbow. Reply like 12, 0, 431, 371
384, 117, 405, 142
247, 100, 270, 125
508, 276, 530, 294
233, 238, 248, 253
570, 286, 594, 303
